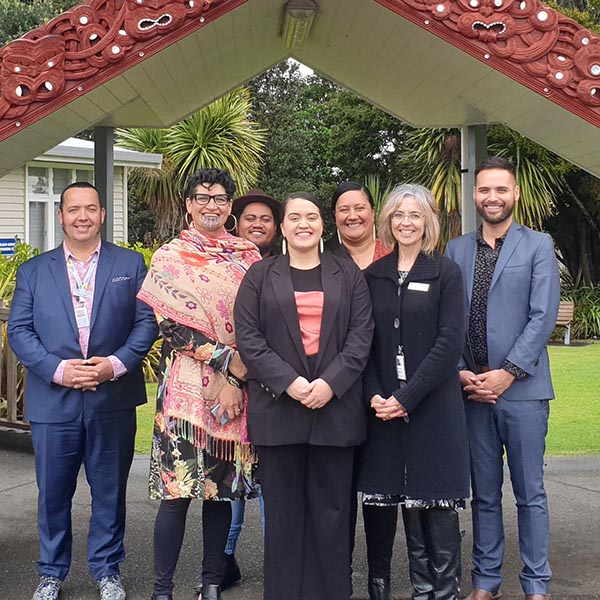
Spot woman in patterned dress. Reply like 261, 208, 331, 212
138, 168, 261, 600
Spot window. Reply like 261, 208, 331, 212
27, 166, 94, 251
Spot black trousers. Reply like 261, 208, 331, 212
257, 444, 355, 600
153, 498, 232, 594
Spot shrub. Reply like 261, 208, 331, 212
562, 285, 600, 340
0, 242, 38, 304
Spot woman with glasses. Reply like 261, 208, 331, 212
138, 168, 261, 600
357, 184, 469, 600
234, 192, 374, 600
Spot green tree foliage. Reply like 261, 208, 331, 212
400, 128, 463, 244
548, 0, 600, 32
248, 60, 412, 237
117, 88, 266, 241
321, 88, 408, 185
248, 62, 334, 201
545, 171, 600, 286
0, 0, 77, 46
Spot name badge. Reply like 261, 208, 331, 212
407, 282, 430, 292
396, 352, 407, 381
75, 306, 90, 329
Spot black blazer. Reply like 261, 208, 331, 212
234, 252, 374, 447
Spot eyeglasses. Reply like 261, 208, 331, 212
392, 211, 424, 223
191, 193, 231, 206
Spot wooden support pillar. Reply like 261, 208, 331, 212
460, 125, 487, 234
95, 126, 115, 242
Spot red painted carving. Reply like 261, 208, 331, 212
0, 0, 228, 135
1, 37, 66, 118
1, 0, 599, 138
377, 0, 600, 120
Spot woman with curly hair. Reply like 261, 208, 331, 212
138, 168, 261, 600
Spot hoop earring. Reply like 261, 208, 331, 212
225, 214, 238, 233
282, 238, 287, 255
336, 229, 342, 244
319, 238, 324, 253
373, 223, 377, 242
185, 212, 194, 229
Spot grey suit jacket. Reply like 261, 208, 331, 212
445, 222, 560, 401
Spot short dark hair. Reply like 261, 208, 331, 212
475, 156, 516, 179
185, 168, 237, 200
281, 191, 324, 222
330, 181, 374, 214
59, 182, 102, 211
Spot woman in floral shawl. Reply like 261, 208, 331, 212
138, 168, 261, 600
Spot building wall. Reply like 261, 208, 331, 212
113, 166, 126, 243
0, 163, 128, 252
0, 166, 26, 243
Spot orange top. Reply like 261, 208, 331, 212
294, 290, 324, 356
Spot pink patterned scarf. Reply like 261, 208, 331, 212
138, 228, 260, 458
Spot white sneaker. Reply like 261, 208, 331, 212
32, 576, 62, 600
98, 575, 126, 600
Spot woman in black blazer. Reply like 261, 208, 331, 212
234, 192, 374, 600
358, 184, 469, 600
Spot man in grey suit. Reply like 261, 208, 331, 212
445, 157, 559, 600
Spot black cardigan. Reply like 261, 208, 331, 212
357, 250, 470, 500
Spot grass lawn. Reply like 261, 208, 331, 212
546, 342, 600, 455
135, 343, 600, 456
135, 383, 156, 455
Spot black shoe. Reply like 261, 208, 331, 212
368, 577, 392, 600
221, 554, 242, 591
201, 584, 221, 600
150, 595, 172, 600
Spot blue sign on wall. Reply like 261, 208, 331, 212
0, 238, 17, 256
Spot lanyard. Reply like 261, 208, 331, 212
67, 254, 98, 303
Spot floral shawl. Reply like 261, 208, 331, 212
138, 228, 260, 458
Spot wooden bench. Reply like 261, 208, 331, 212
556, 300, 575, 345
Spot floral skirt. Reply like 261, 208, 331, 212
362, 492, 466, 510
148, 410, 258, 501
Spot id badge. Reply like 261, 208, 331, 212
74, 306, 90, 329
396, 352, 407, 381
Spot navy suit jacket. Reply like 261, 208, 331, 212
8, 241, 158, 423
445, 222, 560, 401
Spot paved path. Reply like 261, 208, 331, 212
1, 430, 599, 599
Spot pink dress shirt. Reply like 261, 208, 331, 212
52, 241, 127, 384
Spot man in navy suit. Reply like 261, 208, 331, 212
8, 182, 158, 600
445, 157, 559, 600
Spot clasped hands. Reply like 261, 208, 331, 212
370, 394, 407, 421
63, 357, 115, 391
286, 376, 334, 410
460, 368, 515, 403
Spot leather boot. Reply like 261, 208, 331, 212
423, 508, 461, 600
402, 507, 435, 600
201, 583, 221, 600
368, 577, 392, 600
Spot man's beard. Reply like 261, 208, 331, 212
477, 203, 514, 225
